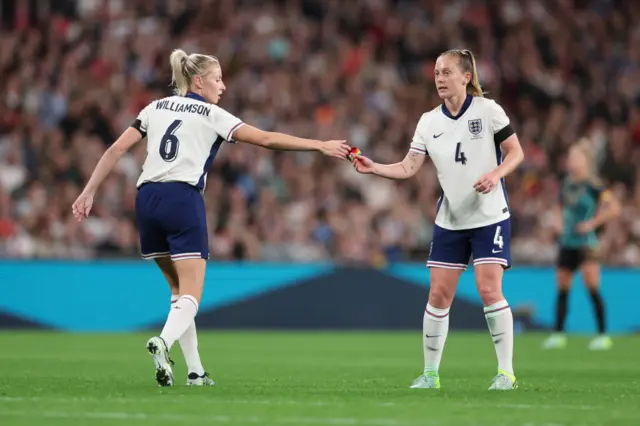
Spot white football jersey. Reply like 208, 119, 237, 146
133, 93, 244, 190
409, 95, 514, 230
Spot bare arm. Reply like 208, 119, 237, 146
495, 134, 524, 179
352, 150, 426, 179
82, 127, 143, 194
552, 203, 564, 236
473, 134, 524, 193
574, 188, 621, 234
591, 190, 622, 228
72, 127, 143, 220
233, 124, 349, 158
372, 151, 426, 180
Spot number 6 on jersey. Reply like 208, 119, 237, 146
160, 119, 183, 162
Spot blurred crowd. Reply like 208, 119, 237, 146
1, 0, 639, 265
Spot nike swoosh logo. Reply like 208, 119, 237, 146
427, 346, 438, 352
425, 334, 442, 338
491, 332, 504, 337
492, 249, 503, 253
433, 133, 443, 138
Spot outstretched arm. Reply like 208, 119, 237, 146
352, 150, 426, 180
233, 125, 349, 159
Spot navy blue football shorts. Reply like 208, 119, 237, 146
135, 182, 209, 261
427, 218, 511, 270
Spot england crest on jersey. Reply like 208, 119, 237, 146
468, 118, 483, 139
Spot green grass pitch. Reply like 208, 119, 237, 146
0, 331, 639, 426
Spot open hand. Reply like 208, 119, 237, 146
320, 140, 350, 159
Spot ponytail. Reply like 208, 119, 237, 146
441, 49, 485, 97
462, 50, 484, 97
170, 49, 190, 96
169, 49, 220, 96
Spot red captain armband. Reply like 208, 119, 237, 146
347, 147, 362, 161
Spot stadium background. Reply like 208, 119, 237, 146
2, 2, 640, 426
0, 0, 639, 333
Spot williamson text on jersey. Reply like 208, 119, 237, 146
156, 100, 211, 117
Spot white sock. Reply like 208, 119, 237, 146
180, 319, 205, 375
170, 295, 205, 375
484, 300, 514, 375
423, 303, 450, 374
160, 295, 198, 350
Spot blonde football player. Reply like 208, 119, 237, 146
543, 139, 620, 351
352, 49, 524, 390
72, 49, 349, 387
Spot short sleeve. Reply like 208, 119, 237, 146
489, 100, 515, 144
212, 106, 245, 143
131, 104, 150, 137
409, 114, 429, 156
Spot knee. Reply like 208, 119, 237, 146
558, 281, 572, 292
476, 276, 503, 306
557, 271, 573, 291
428, 283, 456, 308
581, 265, 600, 290
583, 276, 600, 291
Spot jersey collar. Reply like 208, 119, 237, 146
185, 91, 207, 102
441, 94, 473, 120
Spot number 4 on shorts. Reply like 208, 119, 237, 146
493, 225, 504, 249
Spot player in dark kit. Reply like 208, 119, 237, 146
543, 139, 620, 351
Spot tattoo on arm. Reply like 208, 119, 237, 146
402, 152, 421, 176
408, 152, 420, 169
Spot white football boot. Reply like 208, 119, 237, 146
187, 372, 215, 386
146, 336, 175, 387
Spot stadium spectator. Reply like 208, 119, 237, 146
1, 0, 639, 265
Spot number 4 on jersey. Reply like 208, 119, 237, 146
455, 142, 467, 165
160, 119, 183, 162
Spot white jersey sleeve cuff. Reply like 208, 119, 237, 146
410, 147, 428, 155
226, 122, 245, 143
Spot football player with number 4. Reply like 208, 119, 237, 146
72, 49, 349, 387
351, 49, 524, 390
